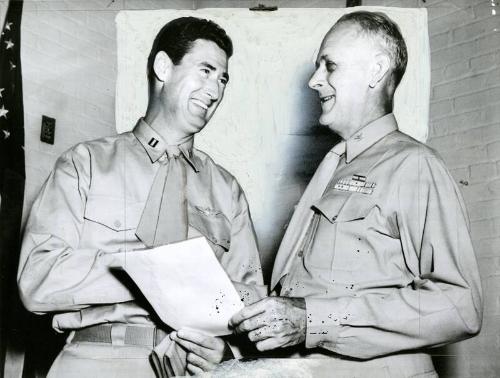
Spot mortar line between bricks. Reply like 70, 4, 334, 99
428, 8, 476, 29
430, 64, 500, 99
430, 122, 500, 139
431, 100, 500, 120
431, 29, 499, 55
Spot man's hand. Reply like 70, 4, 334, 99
229, 297, 306, 351
171, 329, 229, 375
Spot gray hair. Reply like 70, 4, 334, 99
333, 11, 408, 88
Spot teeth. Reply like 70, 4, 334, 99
321, 95, 335, 103
192, 99, 208, 110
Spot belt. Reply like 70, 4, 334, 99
72, 324, 168, 348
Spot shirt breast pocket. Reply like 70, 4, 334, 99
83, 196, 143, 247
188, 205, 231, 256
312, 193, 377, 273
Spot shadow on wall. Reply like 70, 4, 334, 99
260, 65, 340, 282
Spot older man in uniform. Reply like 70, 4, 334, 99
18, 17, 263, 377
230, 11, 482, 377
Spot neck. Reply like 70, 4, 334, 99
341, 91, 393, 140
340, 107, 390, 141
144, 101, 193, 146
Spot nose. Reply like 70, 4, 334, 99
308, 67, 324, 90
205, 78, 220, 101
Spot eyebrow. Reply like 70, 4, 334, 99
200, 61, 229, 82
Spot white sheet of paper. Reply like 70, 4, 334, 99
120, 237, 243, 336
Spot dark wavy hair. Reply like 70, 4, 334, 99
147, 17, 233, 79
334, 11, 408, 88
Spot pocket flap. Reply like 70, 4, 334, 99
188, 205, 231, 250
313, 192, 374, 223
84, 196, 144, 231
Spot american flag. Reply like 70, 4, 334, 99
0, 0, 25, 374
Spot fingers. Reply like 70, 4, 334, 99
248, 325, 273, 342
173, 336, 207, 358
186, 351, 214, 372
229, 299, 267, 327
176, 329, 220, 350
255, 337, 283, 352
186, 361, 205, 376
233, 314, 268, 334
172, 330, 226, 364
230, 297, 307, 352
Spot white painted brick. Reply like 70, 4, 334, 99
449, 167, 470, 182
482, 105, 500, 125
454, 86, 500, 113
487, 141, 500, 160
472, 219, 499, 241
470, 51, 500, 72
440, 145, 489, 169
430, 31, 450, 51
431, 67, 446, 86
428, 6, 475, 35
430, 109, 483, 137
432, 33, 499, 68
482, 123, 500, 142
478, 255, 500, 278
452, 15, 500, 43
443, 60, 470, 80
429, 99, 453, 119
468, 200, 500, 222
473, 1, 500, 19
470, 162, 497, 181
433, 71, 491, 100
426, 2, 464, 22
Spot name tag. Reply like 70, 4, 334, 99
334, 174, 376, 195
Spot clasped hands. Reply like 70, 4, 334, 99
171, 297, 306, 374
229, 296, 307, 351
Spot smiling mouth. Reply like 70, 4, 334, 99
191, 98, 209, 110
320, 95, 335, 103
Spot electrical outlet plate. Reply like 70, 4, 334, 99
41, 115, 55, 144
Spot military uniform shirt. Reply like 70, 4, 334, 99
280, 114, 482, 359
18, 119, 263, 332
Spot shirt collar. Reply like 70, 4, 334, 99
132, 118, 199, 172
345, 113, 398, 163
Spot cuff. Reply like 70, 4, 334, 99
304, 297, 348, 349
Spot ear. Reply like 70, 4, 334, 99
369, 53, 391, 89
153, 51, 173, 83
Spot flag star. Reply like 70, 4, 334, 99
2, 129, 10, 139
5, 22, 13, 31
5, 39, 14, 49
0, 88, 4, 98
9, 61, 16, 70
0, 105, 8, 119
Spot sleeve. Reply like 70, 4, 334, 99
304, 152, 483, 359
219, 178, 265, 289
17, 146, 135, 314
220, 179, 267, 358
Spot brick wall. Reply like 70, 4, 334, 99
17, 0, 500, 377
425, 0, 500, 377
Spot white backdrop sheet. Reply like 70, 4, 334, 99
115, 7, 430, 263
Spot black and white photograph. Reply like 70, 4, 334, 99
0, 0, 498, 377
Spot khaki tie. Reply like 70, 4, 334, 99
136, 149, 188, 248
271, 141, 346, 289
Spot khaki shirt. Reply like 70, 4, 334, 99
18, 119, 263, 332
280, 114, 482, 359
